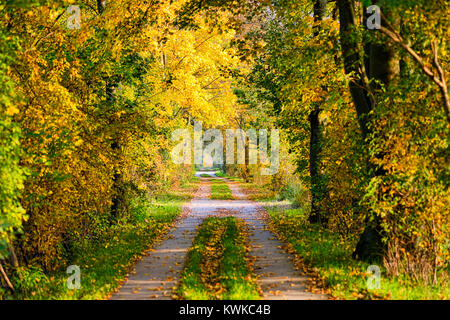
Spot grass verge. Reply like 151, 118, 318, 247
210, 180, 233, 200
239, 181, 276, 201
266, 207, 450, 300
214, 171, 227, 177
177, 217, 259, 300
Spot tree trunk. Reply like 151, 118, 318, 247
368, 1, 400, 91
96, 1, 127, 222
97, 0, 106, 14
0, 261, 14, 291
8, 243, 19, 268
308, 105, 322, 224
338, 0, 399, 261
308, 0, 328, 225
106, 79, 127, 221
110, 141, 126, 221
338, 0, 374, 138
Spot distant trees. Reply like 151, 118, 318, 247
236, 0, 449, 282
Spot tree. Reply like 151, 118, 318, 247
308, 0, 329, 225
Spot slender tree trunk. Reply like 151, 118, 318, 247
308, 0, 328, 225
338, 0, 374, 138
107, 82, 127, 222
338, 0, 379, 261
110, 142, 126, 221
338, 0, 399, 261
0, 261, 14, 291
8, 244, 19, 268
308, 105, 322, 223
338, 0, 380, 261
97, 0, 106, 14
96, 0, 127, 221
368, 1, 400, 91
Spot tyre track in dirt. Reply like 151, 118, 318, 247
111, 171, 327, 300
223, 178, 328, 300
110, 178, 211, 300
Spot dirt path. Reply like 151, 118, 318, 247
111, 172, 327, 300
110, 180, 211, 300
225, 180, 327, 300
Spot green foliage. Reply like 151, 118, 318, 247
237, 0, 449, 284
267, 207, 450, 300
0, 0, 448, 300
0, 25, 26, 260
7, 185, 191, 300
214, 170, 227, 178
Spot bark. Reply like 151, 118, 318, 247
308, 105, 323, 224
368, 2, 400, 90
338, 0, 374, 139
0, 244, 20, 292
97, 0, 106, 14
338, 0, 380, 261
96, 0, 127, 222
338, 0, 399, 261
308, 0, 328, 225
0, 261, 14, 291
107, 80, 127, 221
8, 243, 19, 268
110, 141, 126, 221
378, 17, 450, 123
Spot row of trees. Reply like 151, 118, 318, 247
0, 0, 448, 294
0, 0, 241, 292
233, 0, 448, 283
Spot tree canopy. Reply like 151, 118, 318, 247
0, 0, 448, 297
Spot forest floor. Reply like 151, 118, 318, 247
110, 171, 327, 300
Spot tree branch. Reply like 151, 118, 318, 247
0, 261, 15, 292
432, 40, 450, 124
378, 13, 449, 123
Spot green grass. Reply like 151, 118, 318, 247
239, 181, 276, 201
219, 218, 259, 299
178, 217, 260, 300
227, 176, 244, 182
215, 170, 227, 177
9, 183, 196, 300
266, 207, 450, 300
210, 180, 233, 200
213, 171, 243, 182
176, 218, 215, 300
